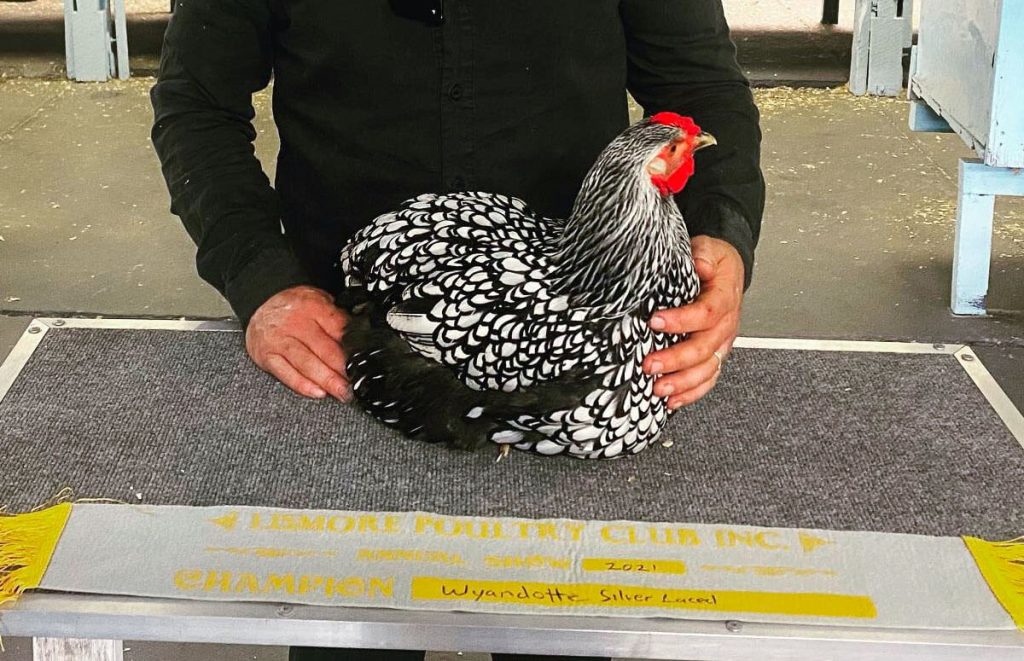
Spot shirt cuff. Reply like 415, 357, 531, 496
683, 197, 757, 291
223, 246, 313, 329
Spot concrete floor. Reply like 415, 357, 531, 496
1, 67, 1024, 661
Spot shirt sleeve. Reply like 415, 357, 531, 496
150, 0, 311, 327
620, 0, 765, 290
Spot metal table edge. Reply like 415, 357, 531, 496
2, 593, 1022, 660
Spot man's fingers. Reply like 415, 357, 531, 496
263, 354, 327, 399
649, 284, 732, 335
640, 236, 744, 411
303, 324, 350, 380
649, 299, 717, 335
644, 323, 729, 375
691, 235, 745, 290
243, 285, 355, 400
282, 338, 352, 402
315, 306, 348, 342
719, 337, 737, 362
667, 370, 720, 410
692, 255, 716, 281
651, 352, 720, 398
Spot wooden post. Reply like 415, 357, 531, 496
951, 170, 995, 316
899, 0, 914, 50
112, 0, 130, 79
849, 0, 909, 96
951, 159, 1024, 316
33, 638, 124, 661
849, 0, 872, 94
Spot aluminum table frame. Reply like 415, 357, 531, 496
5, 592, 1024, 661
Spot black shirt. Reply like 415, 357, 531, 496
151, 0, 764, 327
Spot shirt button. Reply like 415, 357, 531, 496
448, 83, 464, 101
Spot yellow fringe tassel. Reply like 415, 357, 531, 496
0, 503, 73, 607
964, 536, 1024, 629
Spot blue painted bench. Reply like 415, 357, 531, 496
909, 0, 1024, 315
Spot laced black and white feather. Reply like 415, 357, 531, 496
339, 119, 700, 459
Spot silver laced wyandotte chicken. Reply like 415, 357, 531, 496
338, 112, 716, 460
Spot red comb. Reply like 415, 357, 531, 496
650, 112, 700, 134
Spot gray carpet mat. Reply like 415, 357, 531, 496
1, 328, 1022, 539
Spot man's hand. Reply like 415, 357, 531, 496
642, 236, 745, 410
245, 285, 352, 402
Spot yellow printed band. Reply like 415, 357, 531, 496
0, 503, 73, 606
580, 557, 686, 575
411, 576, 877, 619
963, 536, 1024, 629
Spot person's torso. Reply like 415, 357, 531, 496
268, 0, 630, 287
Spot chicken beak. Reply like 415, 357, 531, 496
692, 131, 717, 152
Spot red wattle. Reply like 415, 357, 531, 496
650, 157, 695, 196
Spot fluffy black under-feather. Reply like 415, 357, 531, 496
343, 301, 605, 450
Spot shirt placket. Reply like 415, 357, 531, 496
439, 0, 475, 192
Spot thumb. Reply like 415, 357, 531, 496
692, 245, 717, 281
